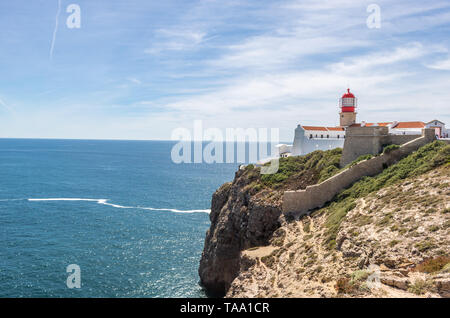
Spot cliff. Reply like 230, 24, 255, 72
199, 141, 450, 298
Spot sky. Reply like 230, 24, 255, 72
0, 0, 450, 141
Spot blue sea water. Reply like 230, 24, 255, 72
0, 139, 244, 297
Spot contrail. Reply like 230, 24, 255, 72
50, 0, 62, 60
0, 97, 13, 113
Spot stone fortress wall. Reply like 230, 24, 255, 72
340, 126, 422, 167
282, 128, 436, 216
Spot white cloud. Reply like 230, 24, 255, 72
329, 42, 427, 74
145, 29, 208, 54
210, 34, 368, 70
126, 77, 142, 85
426, 57, 450, 70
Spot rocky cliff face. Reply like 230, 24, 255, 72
198, 168, 283, 296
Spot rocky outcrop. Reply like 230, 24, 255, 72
198, 168, 282, 296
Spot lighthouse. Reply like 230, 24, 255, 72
339, 88, 357, 126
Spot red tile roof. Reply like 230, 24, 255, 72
393, 121, 425, 129
326, 127, 345, 131
363, 122, 392, 127
301, 126, 328, 131
302, 121, 426, 131
301, 126, 345, 132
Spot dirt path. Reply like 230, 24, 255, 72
309, 216, 326, 262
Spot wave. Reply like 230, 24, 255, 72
1, 198, 210, 214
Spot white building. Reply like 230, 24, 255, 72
357, 120, 448, 138
425, 120, 448, 138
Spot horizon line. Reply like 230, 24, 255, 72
0, 137, 291, 143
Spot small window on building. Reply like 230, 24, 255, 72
321, 134, 323, 138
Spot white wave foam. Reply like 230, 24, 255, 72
26, 198, 210, 214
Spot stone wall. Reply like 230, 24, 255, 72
340, 126, 388, 167
282, 129, 435, 216
340, 126, 423, 167
388, 134, 420, 145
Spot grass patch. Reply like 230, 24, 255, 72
377, 213, 394, 226
389, 240, 401, 247
261, 148, 342, 188
415, 241, 437, 252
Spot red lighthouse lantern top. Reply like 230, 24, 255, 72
339, 88, 357, 112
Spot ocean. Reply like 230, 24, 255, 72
0, 139, 244, 297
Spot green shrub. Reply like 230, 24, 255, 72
383, 144, 400, 154
425, 208, 436, 214
303, 222, 311, 233
325, 201, 356, 248
441, 263, 450, 273
347, 154, 374, 168
351, 270, 370, 283
389, 240, 400, 247
428, 225, 439, 232
408, 279, 433, 295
